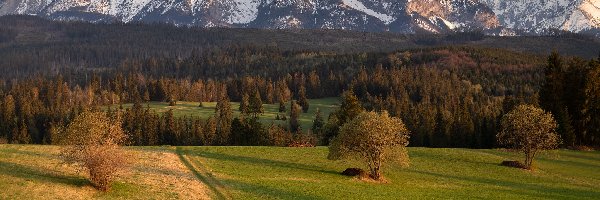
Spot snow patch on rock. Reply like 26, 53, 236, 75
342, 0, 394, 24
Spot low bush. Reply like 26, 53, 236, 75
500, 160, 528, 169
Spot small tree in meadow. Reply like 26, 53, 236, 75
498, 105, 561, 169
56, 111, 128, 191
328, 111, 410, 181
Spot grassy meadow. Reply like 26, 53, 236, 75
179, 146, 600, 200
1, 145, 599, 199
113, 98, 339, 131
0, 145, 211, 200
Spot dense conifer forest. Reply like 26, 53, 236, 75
1, 16, 599, 148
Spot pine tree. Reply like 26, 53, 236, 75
2, 95, 16, 142
249, 89, 264, 118
143, 89, 151, 102
215, 88, 233, 145
239, 92, 250, 115
539, 52, 575, 146
289, 100, 301, 133
266, 80, 274, 104
204, 117, 217, 145
162, 109, 176, 145
322, 90, 364, 143
311, 108, 324, 137
338, 90, 364, 124
583, 65, 600, 145
298, 86, 309, 113
229, 118, 245, 145
192, 118, 204, 145
13, 119, 30, 144
278, 94, 286, 113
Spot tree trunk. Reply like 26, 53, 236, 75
370, 154, 382, 180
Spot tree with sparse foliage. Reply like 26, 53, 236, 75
55, 111, 128, 191
498, 105, 561, 169
328, 111, 411, 180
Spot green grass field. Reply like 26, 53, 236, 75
114, 98, 339, 131
1, 145, 599, 199
179, 146, 600, 200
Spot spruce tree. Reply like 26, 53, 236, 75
278, 95, 286, 113
338, 90, 364, 124
2, 95, 16, 142
322, 90, 364, 143
539, 52, 575, 146
143, 89, 151, 102
249, 89, 264, 118
289, 100, 301, 133
311, 108, 324, 137
266, 80, 274, 104
204, 117, 217, 145
215, 88, 233, 145
239, 93, 250, 115
298, 86, 309, 113
13, 119, 30, 144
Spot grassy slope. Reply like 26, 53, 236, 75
180, 146, 600, 200
2, 145, 598, 199
115, 98, 339, 131
0, 145, 211, 200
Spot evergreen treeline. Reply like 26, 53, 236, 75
539, 52, 600, 147
0, 46, 556, 147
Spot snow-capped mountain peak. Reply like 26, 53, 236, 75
0, 0, 599, 36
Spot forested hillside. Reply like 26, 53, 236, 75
0, 16, 599, 148
1, 16, 599, 79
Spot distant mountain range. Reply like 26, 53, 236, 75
1, 0, 599, 36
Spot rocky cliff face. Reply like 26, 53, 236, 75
0, 0, 598, 36
481, 0, 600, 33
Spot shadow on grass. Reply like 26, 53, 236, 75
221, 179, 324, 200
190, 150, 340, 176
411, 149, 500, 166
537, 157, 600, 169
0, 147, 59, 160
409, 169, 600, 199
176, 147, 230, 200
0, 161, 88, 187
553, 151, 600, 163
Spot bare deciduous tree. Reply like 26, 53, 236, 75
498, 105, 561, 169
328, 111, 410, 180
56, 111, 128, 191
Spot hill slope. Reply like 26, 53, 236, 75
2, 144, 599, 199
180, 146, 600, 199
0, 145, 212, 200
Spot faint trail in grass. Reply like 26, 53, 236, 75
176, 147, 231, 200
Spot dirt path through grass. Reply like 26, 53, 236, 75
176, 147, 231, 200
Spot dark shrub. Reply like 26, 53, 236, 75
342, 168, 368, 178
501, 160, 528, 169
